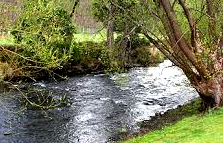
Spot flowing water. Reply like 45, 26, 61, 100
0, 60, 198, 143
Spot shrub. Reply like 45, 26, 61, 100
133, 46, 165, 66
114, 34, 164, 66
76, 41, 109, 71
11, 0, 75, 69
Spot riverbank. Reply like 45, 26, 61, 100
122, 100, 223, 143
118, 98, 200, 141
0, 36, 164, 82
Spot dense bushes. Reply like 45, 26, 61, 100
11, 0, 75, 69
70, 41, 124, 73
75, 42, 109, 71
0, 0, 78, 80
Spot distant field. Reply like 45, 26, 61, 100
74, 33, 106, 43
0, 31, 119, 45
74, 31, 119, 43
0, 32, 107, 45
0, 36, 14, 46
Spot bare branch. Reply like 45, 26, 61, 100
70, 0, 80, 18
178, 0, 197, 48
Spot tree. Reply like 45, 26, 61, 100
107, 1, 115, 48
92, 0, 114, 48
0, 0, 23, 34
92, 0, 152, 68
70, 0, 80, 18
139, 0, 222, 108
11, 0, 75, 68
92, 0, 142, 49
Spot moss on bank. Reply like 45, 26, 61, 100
122, 100, 223, 143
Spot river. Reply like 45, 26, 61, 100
0, 60, 198, 143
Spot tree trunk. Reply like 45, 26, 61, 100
120, 23, 129, 67
155, 0, 223, 109
198, 77, 223, 108
206, 0, 217, 44
70, 0, 80, 18
107, 3, 114, 48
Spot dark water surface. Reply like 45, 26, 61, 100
0, 60, 198, 143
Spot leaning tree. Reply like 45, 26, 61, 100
139, 0, 222, 108
100, 0, 222, 108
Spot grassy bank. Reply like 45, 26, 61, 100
123, 107, 223, 143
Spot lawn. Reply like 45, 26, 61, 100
74, 30, 119, 43
0, 32, 108, 45
74, 32, 106, 43
0, 29, 125, 46
0, 36, 14, 46
123, 108, 223, 143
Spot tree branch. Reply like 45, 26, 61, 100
160, 0, 210, 79
206, 0, 217, 43
178, 0, 197, 48
70, 0, 80, 18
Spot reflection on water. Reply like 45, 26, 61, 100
0, 60, 198, 143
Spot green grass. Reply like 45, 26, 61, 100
0, 33, 105, 47
0, 38, 14, 46
123, 108, 223, 143
74, 33, 106, 43
74, 30, 119, 43
0, 31, 118, 45
0, 32, 106, 46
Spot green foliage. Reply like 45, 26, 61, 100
74, 41, 124, 73
92, 0, 109, 26
92, 0, 159, 67
11, 0, 75, 68
72, 41, 108, 71
106, 48, 125, 73
115, 35, 164, 66
133, 46, 163, 66
115, 34, 150, 48
92, 0, 142, 33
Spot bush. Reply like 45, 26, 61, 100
69, 41, 124, 73
133, 46, 165, 66
115, 34, 164, 66
115, 34, 150, 48
11, 0, 75, 69
76, 41, 109, 71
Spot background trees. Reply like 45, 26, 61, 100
0, 0, 23, 35
92, 0, 160, 66
92, 0, 143, 46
